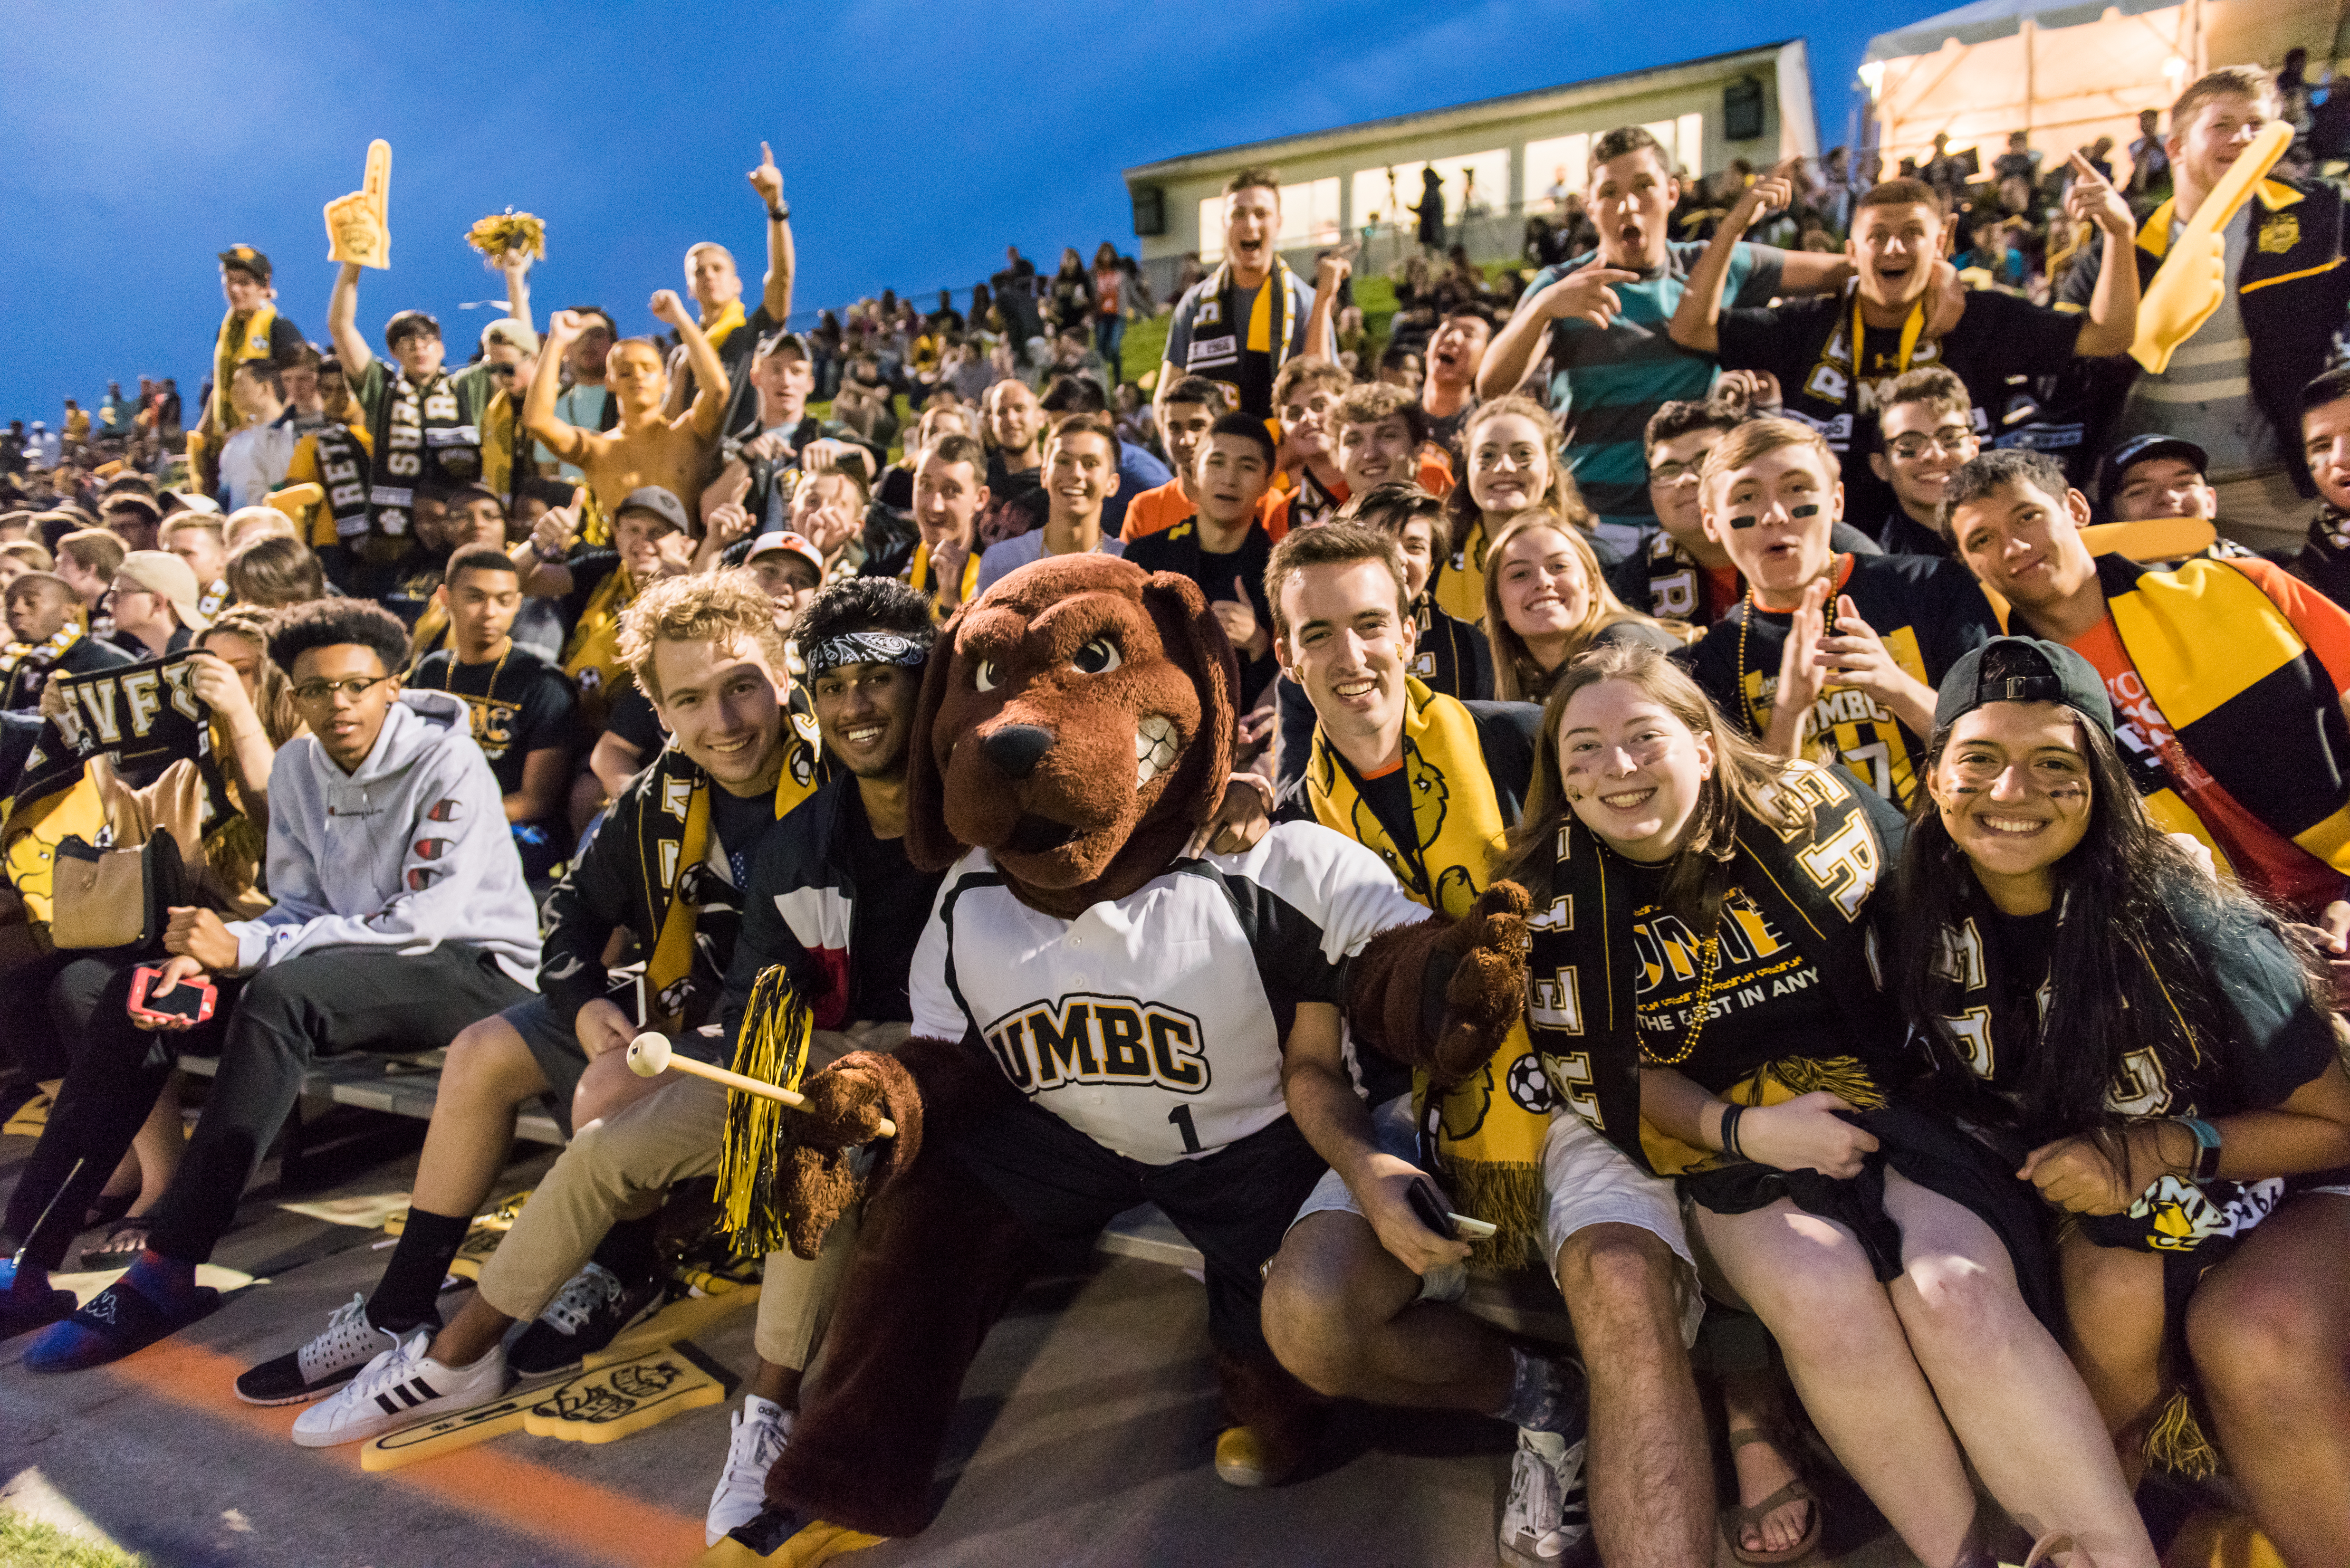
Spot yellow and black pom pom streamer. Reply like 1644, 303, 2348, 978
718, 965, 813, 1256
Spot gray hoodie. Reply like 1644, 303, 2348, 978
227, 689, 541, 983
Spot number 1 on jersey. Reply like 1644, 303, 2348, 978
1168, 1103, 1203, 1154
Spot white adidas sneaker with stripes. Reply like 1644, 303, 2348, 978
289, 1325, 508, 1448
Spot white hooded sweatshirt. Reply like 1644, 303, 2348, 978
227, 689, 540, 983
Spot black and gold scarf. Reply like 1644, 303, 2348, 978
366, 369, 480, 554
1522, 758, 1899, 1178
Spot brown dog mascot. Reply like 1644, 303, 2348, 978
708, 555, 1530, 1564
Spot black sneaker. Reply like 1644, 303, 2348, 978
508, 1262, 666, 1376
237, 1292, 436, 1406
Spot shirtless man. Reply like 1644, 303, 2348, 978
523, 293, 729, 517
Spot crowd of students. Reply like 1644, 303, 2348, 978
1, 58, 2347, 1568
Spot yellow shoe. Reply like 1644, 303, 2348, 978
1214, 1424, 1282, 1488
696, 1509, 887, 1565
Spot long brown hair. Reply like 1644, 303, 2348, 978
200, 606, 303, 748
1443, 395, 1593, 557
1496, 642, 1810, 924
1481, 510, 1688, 702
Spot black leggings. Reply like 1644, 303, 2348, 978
5, 945, 529, 1271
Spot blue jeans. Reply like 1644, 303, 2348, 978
1094, 316, 1125, 378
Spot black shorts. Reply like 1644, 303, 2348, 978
507, 994, 590, 1135
949, 1096, 1328, 1356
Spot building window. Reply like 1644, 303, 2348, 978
1352, 149, 1509, 240
1522, 134, 1591, 207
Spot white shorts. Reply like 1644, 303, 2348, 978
1542, 1110, 1704, 1347
1290, 1094, 1700, 1339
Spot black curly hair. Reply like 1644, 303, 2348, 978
264, 597, 410, 678
792, 576, 935, 661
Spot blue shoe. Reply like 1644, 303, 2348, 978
22, 1275, 219, 1371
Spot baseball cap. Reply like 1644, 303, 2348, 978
158, 489, 221, 516
218, 245, 272, 283
615, 485, 692, 535
746, 530, 825, 578
2095, 434, 2207, 507
1933, 637, 2112, 738
116, 550, 213, 633
753, 329, 813, 363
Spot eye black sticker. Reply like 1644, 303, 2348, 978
1730, 515, 1758, 529
1790, 504, 1821, 517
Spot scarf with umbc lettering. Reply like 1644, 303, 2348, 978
905, 539, 979, 619
366, 369, 480, 556
1307, 678, 1548, 1267
1522, 759, 1899, 1175
210, 305, 278, 432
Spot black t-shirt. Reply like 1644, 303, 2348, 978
1622, 856, 1851, 1093
1878, 508, 1953, 559
409, 644, 578, 802
604, 682, 664, 759
1959, 897, 2338, 1132
1121, 518, 1278, 698
840, 791, 936, 1025
1682, 552, 1995, 810
1715, 288, 2083, 526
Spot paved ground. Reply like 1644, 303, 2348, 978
0, 1101, 1935, 1568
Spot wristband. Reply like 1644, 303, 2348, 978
767, 203, 789, 223
2176, 1116, 2222, 1180
1717, 1102, 1746, 1161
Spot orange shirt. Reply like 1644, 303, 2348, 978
1125, 478, 1285, 543
2066, 557, 2350, 913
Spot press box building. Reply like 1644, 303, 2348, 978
1121, 40, 1820, 294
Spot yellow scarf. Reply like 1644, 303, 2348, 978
906, 539, 979, 620
1433, 514, 1488, 626
211, 304, 278, 432
642, 739, 822, 1035
701, 300, 747, 353
1307, 678, 1547, 1267
1850, 292, 1927, 386
560, 563, 637, 719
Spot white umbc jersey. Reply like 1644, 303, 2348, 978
911, 822, 1428, 1164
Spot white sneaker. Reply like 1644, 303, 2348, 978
237, 1292, 422, 1406
706, 1395, 792, 1545
1499, 1427, 1590, 1565
289, 1326, 508, 1448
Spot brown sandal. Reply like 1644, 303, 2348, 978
1721, 1427, 1825, 1566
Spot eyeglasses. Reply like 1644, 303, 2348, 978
1887, 429, 1978, 462
291, 672, 399, 705
489, 363, 524, 379
1649, 459, 1705, 484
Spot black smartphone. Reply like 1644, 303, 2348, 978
1407, 1177, 1459, 1240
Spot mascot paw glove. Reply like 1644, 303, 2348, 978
796, 1060, 894, 1148
1429, 882, 1531, 1083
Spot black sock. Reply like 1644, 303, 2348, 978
367, 1208, 472, 1331
589, 1212, 662, 1286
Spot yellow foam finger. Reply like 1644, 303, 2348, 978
2133, 121, 2292, 373
696, 1520, 889, 1565
520, 1342, 727, 1444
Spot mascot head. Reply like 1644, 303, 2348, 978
907, 555, 1237, 916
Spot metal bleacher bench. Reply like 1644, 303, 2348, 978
171, 1051, 1573, 1339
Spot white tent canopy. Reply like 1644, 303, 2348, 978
1861, 0, 2335, 181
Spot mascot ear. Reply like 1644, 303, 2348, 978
904, 602, 967, 873
1138, 570, 1238, 830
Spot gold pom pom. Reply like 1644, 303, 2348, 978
465, 208, 546, 267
